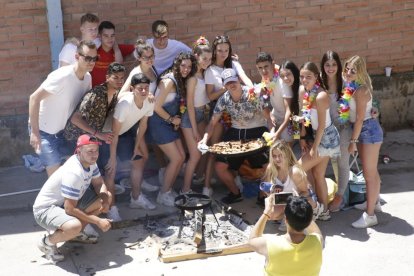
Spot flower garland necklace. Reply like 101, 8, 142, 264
338, 80, 361, 124
301, 82, 320, 127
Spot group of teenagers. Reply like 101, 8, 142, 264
29, 14, 383, 269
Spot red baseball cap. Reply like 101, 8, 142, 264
76, 134, 102, 150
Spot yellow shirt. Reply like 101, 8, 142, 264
264, 233, 322, 276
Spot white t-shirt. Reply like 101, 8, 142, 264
146, 38, 191, 74
58, 38, 101, 67
270, 77, 293, 120
193, 77, 210, 107
33, 155, 100, 212
204, 61, 245, 92
39, 65, 91, 134
113, 94, 154, 135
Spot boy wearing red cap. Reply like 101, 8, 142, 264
33, 134, 112, 263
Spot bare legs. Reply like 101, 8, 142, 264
158, 139, 186, 193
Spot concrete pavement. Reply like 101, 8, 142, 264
0, 129, 413, 275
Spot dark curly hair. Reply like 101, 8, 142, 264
160, 52, 197, 99
281, 60, 300, 116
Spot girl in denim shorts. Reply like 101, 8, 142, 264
344, 55, 383, 229
298, 62, 340, 222
180, 37, 212, 195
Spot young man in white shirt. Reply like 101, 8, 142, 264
146, 20, 191, 75
58, 13, 100, 67
29, 40, 97, 176
33, 134, 112, 263
99, 73, 158, 221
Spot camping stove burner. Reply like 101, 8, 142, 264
174, 193, 220, 238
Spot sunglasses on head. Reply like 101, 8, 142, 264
79, 53, 99, 63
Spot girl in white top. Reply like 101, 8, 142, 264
298, 62, 340, 221
262, 141, 322, 220
119, 39, 158, 97
180, 37, 212, 194
204, 35, 254, 189
344, 56, 383, 229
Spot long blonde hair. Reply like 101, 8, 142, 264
263, 141, 307, 184
343, 55, 373, 91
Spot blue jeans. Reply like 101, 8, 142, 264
358, 118, 383, 144
180, 107, 206, 128
38, 130, 73, 167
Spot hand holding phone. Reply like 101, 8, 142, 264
274, 192, 293, 205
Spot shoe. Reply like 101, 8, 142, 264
180, 189, 194, 195
278, 220, 287, 232
317, 209, 331, 221
71, 231, 99, 244
329, 195, 344, 213
107, 206, 122, 222
38, 235, 64, 263
202, 187, 213, 197
235, 175, 244, 193
141, 179, 159, 192
354, 201, 382, 212
221, 191, 243, 204
352, 212, 378, 228
313, 202, 324, 220
130, 194, 156, 210
158, 167, 166, 186
83, 224, 99, 237
156, 190, 177, 207
192, 174, 205, 185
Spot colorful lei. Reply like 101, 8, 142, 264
338, 81, 361, 124
179, 97, 186, 114
220, 110, 232, 129
301, 82, 320, 127
273, 67, 279, 79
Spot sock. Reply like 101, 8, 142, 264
44, 235, 54, 246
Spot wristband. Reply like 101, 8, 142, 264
165, 116, 172, 124
350, 139, 359, 143
263, 213, 271, 219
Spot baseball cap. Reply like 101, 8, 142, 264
221, 68, 239, 85
76, 134, 102, 150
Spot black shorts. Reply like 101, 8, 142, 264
215, 126, 269, 171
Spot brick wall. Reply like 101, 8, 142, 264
2, 0, 414, 118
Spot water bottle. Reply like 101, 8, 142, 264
260, 182, 274, 193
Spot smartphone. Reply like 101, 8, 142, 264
274, 192, 293, 205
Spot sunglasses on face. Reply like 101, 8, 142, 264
79, 53, 99, 63
345, 67, 357, 75
140, 55, 155, 61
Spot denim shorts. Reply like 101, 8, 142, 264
314, 124, 340, 158
97, 124, 138, 171
33, 186, 98, 231
358, 118, 383, 144
180, 107, 206, 128
38, 130, 74, 168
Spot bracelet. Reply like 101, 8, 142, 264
350, 139, 359, 143
263, 213, 271, 219
165, 116, 172, 124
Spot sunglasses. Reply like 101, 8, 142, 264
345, 67, 357, 75
215, 35, 229, 40
79, 53, 99, 63
140, 55, 155, 61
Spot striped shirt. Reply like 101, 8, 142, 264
33, 155, 100, 212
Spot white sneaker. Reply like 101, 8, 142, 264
202, 187, 213, 197
313, 202, 324, 220
107, 206, 122, 222
354, 201, 382, 212
156, 191, 177, 207
130, 194, 156, 210
235, 175, 244, 193
352, 212, 378, 228
38, 235, 64, 263
141, 179, 159, 192
317, 209, 331, 221
158, 167, 166, 186
83, 224, 99, 237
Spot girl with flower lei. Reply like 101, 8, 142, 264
344, 55, 383, 229
297, 62, 340, 221
180, 37, 213, 194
